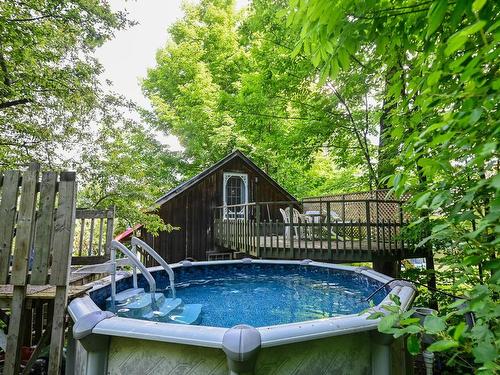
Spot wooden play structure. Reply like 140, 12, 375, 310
0, 164, 114, 374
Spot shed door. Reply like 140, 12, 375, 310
223, 172, 248, 219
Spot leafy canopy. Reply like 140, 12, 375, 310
0, 0, 131, 166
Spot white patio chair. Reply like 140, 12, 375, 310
281, 207, 311, 239
280, 208, 298, 238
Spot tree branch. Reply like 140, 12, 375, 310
328, 83, 379, 186
0, 98, 31, 110
0, 42, 11, 86
4, 14, 55, 22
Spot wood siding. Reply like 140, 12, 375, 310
143, 156, 294, 264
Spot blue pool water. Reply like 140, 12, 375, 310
94, 264, 389, 328
170, 264, 387, 328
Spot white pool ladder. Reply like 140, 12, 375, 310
131, 236, 176, 298
109, 240, 158, 309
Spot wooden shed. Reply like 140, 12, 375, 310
141, 150, 296, 263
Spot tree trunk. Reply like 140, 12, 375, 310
377, 69, 397, 188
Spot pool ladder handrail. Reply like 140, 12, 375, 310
109, 240, 157, 309
131, 236, 176, 298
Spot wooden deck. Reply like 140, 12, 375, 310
213, 199, 423, 263
0, 284, 91, 305
218, 235, 425, 262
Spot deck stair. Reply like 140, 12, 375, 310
106, 288, 202, 324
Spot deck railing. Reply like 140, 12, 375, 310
72, 207, 115, 265
213, 199, 420, 262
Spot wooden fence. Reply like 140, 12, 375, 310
0, 164, 88, 374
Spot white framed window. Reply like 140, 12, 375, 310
223, 172, 248, 219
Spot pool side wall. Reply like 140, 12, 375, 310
68, 260, 416, 375
72, 331, 407, 375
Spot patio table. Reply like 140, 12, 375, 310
303, 210, 324, 239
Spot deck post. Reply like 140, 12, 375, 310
399, 203, 404, 253
255, 204, 261, 258
327, 201, 332, 261
289, 203, 294, 259
105, 206, 115, 257
365, 201, 372, 251
341, 195, 346, 220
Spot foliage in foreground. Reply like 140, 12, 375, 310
289, 0, 499, 372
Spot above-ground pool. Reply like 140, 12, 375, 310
68, 260, 416, 375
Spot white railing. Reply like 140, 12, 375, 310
131, 237, 176, 298
109, 240, 157, 308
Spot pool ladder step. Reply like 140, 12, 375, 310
168, 304, 203, 325
107, 288, 202, 325
107, 287, 144, 307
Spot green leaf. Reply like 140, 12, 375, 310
469, 108, 482, 124
407, 335, 421, 355
337, 48, 350, 70
450, 0, 467, 27
445, 21, 486, 55
447, 299, 467, 309
404, 325, 422, 334
429, 192, 448, 209
461, 20, 487, 36
432, 223, 451, 233
415, 192, 432, 208
291, 42, 303, 58
318, 64, 330, 86
391, 125, 404, 139
472, 341, 497, 363
383, 304, 402, 313
426, 0, 448, 38
275, 8, 288, 18
445, 34, 468, 56
453, 322, 467, 340
472, 0, 487, 13
427, 339, 459, 352
329, 58, 340, 79
463, 255, 482, 265
312, 51, 322, 67
423, 315, 446, 334
400, 317, 421, 326
368, 312, 386, 320
390, 293, 401, 306
490, 173, 500, 190
427, 70, 442, 86
379, 313, 399, 333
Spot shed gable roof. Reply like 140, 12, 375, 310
155, 150, 296, 206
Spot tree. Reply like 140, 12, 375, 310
143, 0, 246, 175
144, 0, 379, 197
0, 0, 131, 166
289, 0, 499, 371
75, 105, 183, 234
237, 0, 379, 192
0, 2, 186, 234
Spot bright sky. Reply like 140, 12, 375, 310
94, 0, 185, 150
